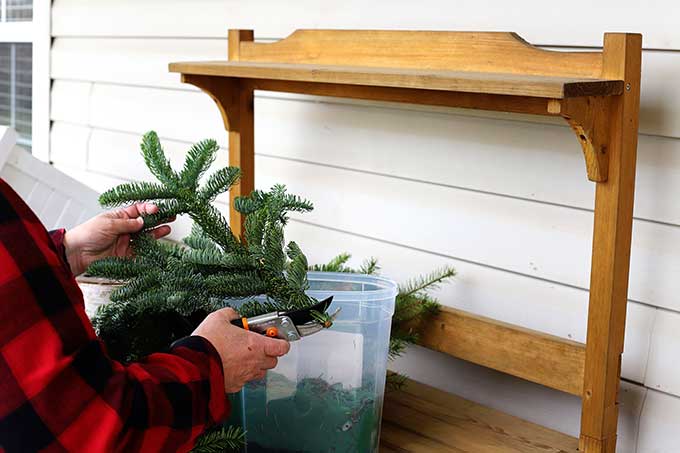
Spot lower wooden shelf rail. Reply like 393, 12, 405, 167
380, 379, 579, 453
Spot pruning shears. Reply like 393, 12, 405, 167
230, 297, 340, 341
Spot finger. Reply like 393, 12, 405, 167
150, 225, 172, 239
121, 202, 159, 219
263, 338, 290, 357
261, 356, 278, 370
111, 217, 144, 234
216, 307, 240, 321
252, 370, 267, 381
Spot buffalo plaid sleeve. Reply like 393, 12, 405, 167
0, 179, 230, 453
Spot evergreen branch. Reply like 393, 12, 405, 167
86, 257, 148, 280
183, 225, 219, 252
179, 139, 219, 188
308, 253, 352, 272
98, 181, 176, 207
234, 190, 266, 214
262, 223, 286, 273
399, 266, 457, 297
142, 199, 184, 229
359, 257, 380, 275
191, 426, 245, 453
199, 167, 241, 202
109, 272, 161, 302
140, 131, 179, 187
203, 273, 267, 298
286, 242, 309, 292
386, 372, 408, 391
189, 204, 240, 252
182, 248, 255, 269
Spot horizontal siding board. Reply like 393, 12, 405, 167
52, 0, 680, 50
644, 309, 680, 395
50, 38, 680, 139
51, 37, 228, 89
638, 388, 680, 452
49, 82, 680, 226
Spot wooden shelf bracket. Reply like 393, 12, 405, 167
560, 96, 614, 182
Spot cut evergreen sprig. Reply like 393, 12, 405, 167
88, 131, 326, 453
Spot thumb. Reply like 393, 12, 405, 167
111, 217, 144, 234
263, 337, 291, 357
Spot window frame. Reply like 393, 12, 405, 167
0, 0, 51, 161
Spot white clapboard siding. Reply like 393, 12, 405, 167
48, 124, 656, 385
49, 81, 680, 227
51, 0, 680, 50
638, 389, 680, 453
49, 37, 680, 140
644, 309, 680, 396
51, 38, 229, 89
0, 128, 101, 229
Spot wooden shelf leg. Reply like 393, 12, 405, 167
228, 87, 254, 239
579, 33, 641, 453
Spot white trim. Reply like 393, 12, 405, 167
31, 0, 51, 161
0, 126, 18, 170
0, 21, 33, 42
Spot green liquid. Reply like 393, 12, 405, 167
238, 372, 382, 453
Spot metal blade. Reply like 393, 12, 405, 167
283, 296, 334, 326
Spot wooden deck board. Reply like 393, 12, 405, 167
380, 379, 580, 453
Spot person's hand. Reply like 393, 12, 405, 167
63, 203, 173, 276
192, 307, 291, 393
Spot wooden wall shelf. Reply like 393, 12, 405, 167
170, 29, 642, 453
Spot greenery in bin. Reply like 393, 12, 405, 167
87, 132, 456, 452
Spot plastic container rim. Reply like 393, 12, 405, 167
306, 271, 398, 302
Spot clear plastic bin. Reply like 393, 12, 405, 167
231, 271, 398, 453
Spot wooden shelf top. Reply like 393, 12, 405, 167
380, 378, 580, 453
169, 61, 623, 99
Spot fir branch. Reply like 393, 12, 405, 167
189, 204, 240, 252
203, 273, 267, 298
308, 253, 352, 272
399, 266, 457, 297
86, 257, 148, 280
234, 190, 266, 215
386, 371, 408, 391
179, 139, 219, 188
262, 223, 286, 273
109, 272, 161, 302
191, 426, 245, 453
182, 248, 255, 270
141, 199, 184, 229
286, 242, 309, 291
140, 131, 179, 188
183, 225, 219, 252
359, 257, 380, 275
98, 181, 176, 208
199, 167, 241, 202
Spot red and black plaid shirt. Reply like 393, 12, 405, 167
0, 179, 229, 452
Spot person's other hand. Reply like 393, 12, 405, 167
63, 203, 173, 276
192, 307, 291, 393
